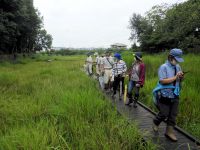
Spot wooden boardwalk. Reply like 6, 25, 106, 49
103, 91, 200, 150
89, 74, 200, 149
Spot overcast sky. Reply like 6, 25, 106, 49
34, 0, 186, 48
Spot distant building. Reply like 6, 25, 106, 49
111, 43, 127, 49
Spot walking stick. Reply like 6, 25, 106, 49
119, 78, 122, 101
123, 75, 128, 104
123, 84, 127, 104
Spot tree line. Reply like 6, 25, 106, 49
129, 0, 200, 53
0, 0, 52, 55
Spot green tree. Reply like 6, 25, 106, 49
0, 0, 52, 55
129, 0, 200, 53
34, 29, 53, 51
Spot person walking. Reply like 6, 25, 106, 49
126, 52, 145, 108
152, 49, 184, 142
86, 52, 93, 76
100, 51, 114, 91
111, 53, 127, 99
94, 52, 101, 76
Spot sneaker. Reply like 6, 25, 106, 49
165, 126, 177, 142
125, 99, 133, 106
112, 93, 116, 99
119, 96, 122, 101
133, 102, 137, 108
152, 123, 159, 132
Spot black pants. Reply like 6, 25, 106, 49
153, 97, 179, 127
113, 75, 124, 95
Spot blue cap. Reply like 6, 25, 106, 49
114, 53, 121, 60
170, 48, 184, 63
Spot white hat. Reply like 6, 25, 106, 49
94, 52, 99, 56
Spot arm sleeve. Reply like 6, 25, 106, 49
110, 57, 114, 65
112, 68, 114, 76
158, 65, 167, 80
123, 62, 127, 73
176, 64, 182, 72
138, 63, 145, 86
101, 58, 104, 65
112, 63, 116, 76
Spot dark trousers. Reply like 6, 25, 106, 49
113, 75, 124, 94
154, 97, 179, 126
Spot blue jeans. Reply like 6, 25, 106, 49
128, 80, 140, 99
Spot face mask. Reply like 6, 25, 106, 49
171, 59, 177, 66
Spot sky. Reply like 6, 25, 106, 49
33, 0, 186, 48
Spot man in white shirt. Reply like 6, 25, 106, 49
98, 53, 105, 89
94, 52, 100, 76
86, 53, 93, 76
101, 51, 114, 90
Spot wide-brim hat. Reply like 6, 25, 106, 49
133, 52, 142, 60
87, 52, 93, 56
94, 52, 98, 56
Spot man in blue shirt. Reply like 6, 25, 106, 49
152, 49, 184, 142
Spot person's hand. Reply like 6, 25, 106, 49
136, 84, 140, 88
110, 75, 114, 82
100, 71, 104, 76
176, 71, 184, 79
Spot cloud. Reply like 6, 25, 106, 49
34, 0, 186, 48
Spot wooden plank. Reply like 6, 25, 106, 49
102, 90, 199, 149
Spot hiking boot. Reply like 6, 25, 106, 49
125, 98, 133, 106
165, 126, 178, 142
152, 123, 159, 132
112, 93, 116, 99
119, 96, 122, 101
133, 101, 137, 108
133, 97, 138, 108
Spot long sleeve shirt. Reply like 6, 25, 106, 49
86, 56, 93, 64
128, 62, 145, 86
112, 60, 127, 77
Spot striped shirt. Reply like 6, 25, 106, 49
112, 60, 127, 76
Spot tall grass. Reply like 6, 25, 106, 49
122, 51, 200, 140
0, 56, 156, 150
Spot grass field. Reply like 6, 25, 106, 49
122, 51, 200, 140
0, 55, 156, 150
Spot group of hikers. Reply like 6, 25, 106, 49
84, 48, 185, 142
